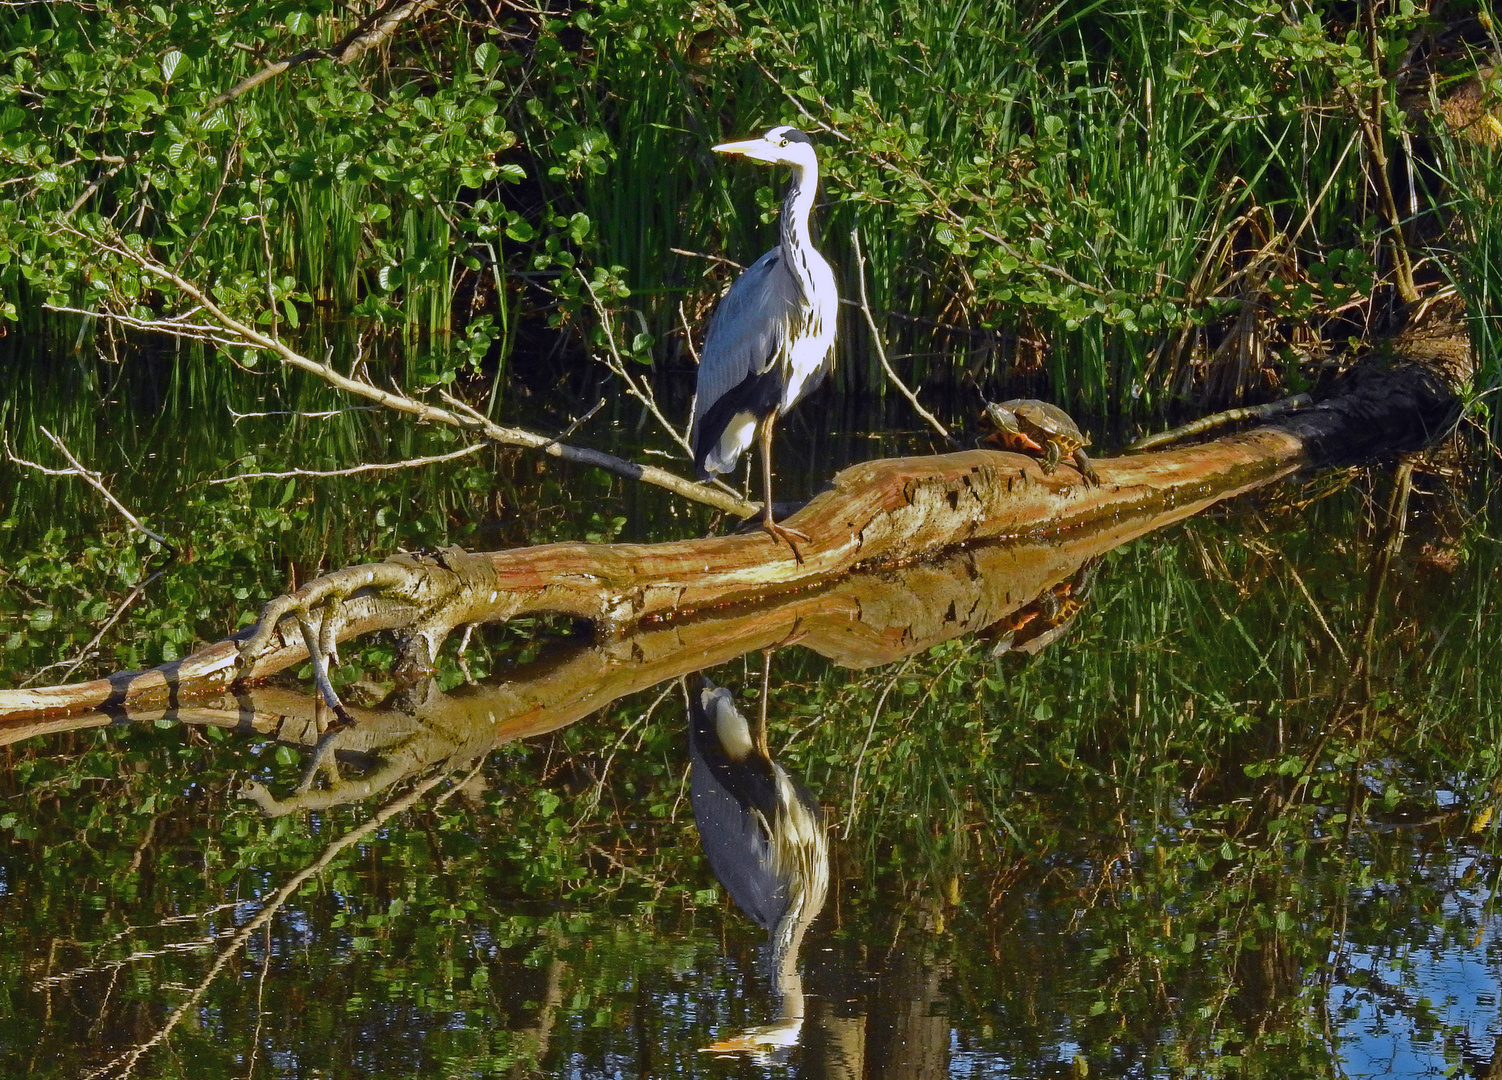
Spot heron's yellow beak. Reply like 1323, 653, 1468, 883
712, 137, 779, 163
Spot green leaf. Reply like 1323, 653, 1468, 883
160, 50, 184, 83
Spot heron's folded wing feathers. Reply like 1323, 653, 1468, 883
690, 249, 803, 437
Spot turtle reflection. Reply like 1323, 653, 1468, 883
688, 676, 829, 1061
987, 557, 1101, 658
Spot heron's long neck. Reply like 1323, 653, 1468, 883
778, 161, 821, 302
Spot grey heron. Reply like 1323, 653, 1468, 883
691, 126, 839, 558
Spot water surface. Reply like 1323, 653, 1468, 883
2, 352, 1500, 1078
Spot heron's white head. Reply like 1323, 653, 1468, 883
712, 125, 819, 170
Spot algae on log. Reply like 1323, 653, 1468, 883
0, 303, 1469, 724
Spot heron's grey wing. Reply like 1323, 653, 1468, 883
691, 249, 802, 436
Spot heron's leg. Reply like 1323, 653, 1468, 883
758, 416, 809, 560
755, 648, 773, 758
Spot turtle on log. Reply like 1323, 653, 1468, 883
979, 398, 1101, 486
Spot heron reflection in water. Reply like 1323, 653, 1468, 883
688, 676, 829, 1061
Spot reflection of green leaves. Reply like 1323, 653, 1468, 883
4, 478, 1500, 1077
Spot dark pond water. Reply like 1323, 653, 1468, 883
3, 353, 1502, 1078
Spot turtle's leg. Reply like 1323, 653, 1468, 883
1041, 440, 1061, 475
1073, 448, 1101, 486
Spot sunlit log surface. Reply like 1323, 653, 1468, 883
0, 303, 1468, 724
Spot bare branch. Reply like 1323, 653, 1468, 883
850, 228, 955, 446
228, 406, 381, 421
68, 228, 757, 518
209, 442, 487, 483
45, 302, 235, 346
5, 428, 174, 550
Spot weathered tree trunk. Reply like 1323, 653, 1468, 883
0, 303, 1469, 724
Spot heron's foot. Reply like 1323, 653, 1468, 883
763, 517, 810, 564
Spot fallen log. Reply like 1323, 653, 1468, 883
0, 301, 1469, 724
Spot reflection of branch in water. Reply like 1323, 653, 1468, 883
5, 537, 1113, 808
245, 923, 272, 1080
235, 681, 500, 816
84, 760, 478, 1080
843, 656, 912, 839
572, 679, 678, 826
689, 677, 829, 1062
38, 901, 247, 988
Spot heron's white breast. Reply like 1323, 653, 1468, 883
779, 253, 839, 412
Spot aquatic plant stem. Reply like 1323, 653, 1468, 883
63, 230, 758, 518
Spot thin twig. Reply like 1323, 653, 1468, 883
540, 397, 607, 450
669, 247, 746, 272
850, 228, 955, 445
45, 303, 234, 345
209, 442, 486, 483
227, 406, 381, 421
676, 302, 701, 365
841, 657, 913, 839
574, 268, 694, 456
20, 570, 166, 687
6, 428, 173, 550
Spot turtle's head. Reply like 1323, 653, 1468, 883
982, 401, 1021, 435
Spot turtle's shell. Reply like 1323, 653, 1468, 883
981, 398, 1090, 453
1003, 399, 1089, 449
